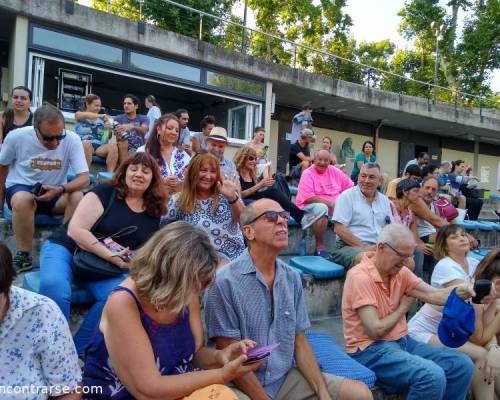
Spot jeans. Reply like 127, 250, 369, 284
39, 240, 126, 356
351, 336, 474, 400
413, 247, 424, 278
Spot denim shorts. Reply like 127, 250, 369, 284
6, 184, 60, 215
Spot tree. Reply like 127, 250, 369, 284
92, 0, 235, 43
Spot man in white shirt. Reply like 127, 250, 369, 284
0, 104, 89, 271
331, 162, 393, 269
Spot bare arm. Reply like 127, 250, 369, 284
74, 111, 107, 122
358, 299, 414, 340
294, 332, 331, 400
296, 152, 312, 162
334, 222, 370, 249
213, 337, 271, 400
0, 164, 9, 204
409, 280, 474, 306
134, 122, 148, 137
191, 137, 201, 154
409, 198, 447, 229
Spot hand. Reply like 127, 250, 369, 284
99, 114, 109, 123
468, 236, 479, 249
219, 353, 264, 383
400, 296, 416, 313
258, 177, 275, 189
218, 179, 238, 201
455, 282, 475, 301
482, 345, 500, 384
109, 247, 132, 268
215, 340, 256, 366
163, 175, 179, 193
35, 185, 63, 201
418, 242, 434, 256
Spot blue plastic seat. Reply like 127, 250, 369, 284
288, 217, 300, 227
97, 171, 115, 181
67, 171, 95, 184
480, 221, 500, 232
490, 194, 500, 201
306, 331, 376, 389
289, 186, 298, 196
290, 256, 345, 279
3, 201, 63, 226
469, 248, 491, 262
92, 155, 106, 165
476, 222, 494, 231
23, 271, 94, 305
461, 220, 479, 230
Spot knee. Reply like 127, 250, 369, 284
11, 193, 35, 213
107, 144, 118, 155
82, 140, 93, 150
414, 364, 447, 392
338, 379, 373, 400
454, 352, 475, 378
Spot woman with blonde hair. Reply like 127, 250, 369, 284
165, 152, 245, 261
82, 222, 260, 399
234, 146, 326, 229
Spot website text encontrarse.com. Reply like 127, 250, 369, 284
0, 385, 103, 395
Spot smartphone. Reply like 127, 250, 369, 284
472, 279, 492, 304
31, 182, 45, 196
103, 238, 134, 262
244, 343, 279, 365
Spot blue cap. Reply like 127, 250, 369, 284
438, 288, 475, 348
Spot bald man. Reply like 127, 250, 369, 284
296, 150, 353, 258
204, 199, 372, 400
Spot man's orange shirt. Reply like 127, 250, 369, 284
342, 252, 422, 353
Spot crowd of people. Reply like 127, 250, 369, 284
0, 89, 498, 400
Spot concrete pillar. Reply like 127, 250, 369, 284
264, 81, 273, 146
473, 136, 479, 176
8, 16, 29, 89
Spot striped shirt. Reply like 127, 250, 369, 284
204, 249, 310, 397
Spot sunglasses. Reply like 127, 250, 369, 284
37, 128, 67, 142
247, 210, 290, 225
247, 156, 256, 161
384, 242, 413, 259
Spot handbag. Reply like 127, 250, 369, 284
433, 198, 459, 222
72, 188, 137, 281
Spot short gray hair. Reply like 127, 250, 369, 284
240, 202, 258, 226
33, 103, 65, 130
300, 128, 313, 138
377, 223, 414, 247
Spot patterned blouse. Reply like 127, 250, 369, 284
390, 201, 415, 228
0, 286, 81, 400
137, 146, 191, 181
164, 193, 246, 260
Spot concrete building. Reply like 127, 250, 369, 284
1, 0, 499, 190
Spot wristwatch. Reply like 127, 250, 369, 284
228, 193, 240, 204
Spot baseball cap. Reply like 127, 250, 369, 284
437, 288, 475, 348
207, 126, 228, 143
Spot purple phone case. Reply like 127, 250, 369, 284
246, 343, 279, 358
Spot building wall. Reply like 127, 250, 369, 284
8, 16, 28, 89
442, 148, 499, 192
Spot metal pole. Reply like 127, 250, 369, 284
241, 0, 248, 53
433, 34, 439, 104
199, 15, 203, 40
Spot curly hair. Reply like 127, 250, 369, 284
111, 152, 168, 217
233, 145, 258, 182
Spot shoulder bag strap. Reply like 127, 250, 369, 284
91, 188, 117, 238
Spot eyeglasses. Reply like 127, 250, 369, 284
247, 210, 290, 225
384, 242, 413, 259
37, 128, 67, 142
247, 156, 256, 161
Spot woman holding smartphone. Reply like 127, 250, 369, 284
39, 152, 167, 356
408, 225, 500, 400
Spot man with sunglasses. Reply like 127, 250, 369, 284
205, 199, 372, 400
343, 223, 475, 399
0, 104, 89, 272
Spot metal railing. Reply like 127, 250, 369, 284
90, 0, 500, 112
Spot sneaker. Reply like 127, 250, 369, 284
492, 209, 500, 219
13, 250, 32, 273
301, 203, 328, 230
314, 249, 330, 259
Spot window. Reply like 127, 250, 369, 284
228, 104, 261, 140
130, 52, 201, 82
32, 27, 123, 64
207, 71, 264, 98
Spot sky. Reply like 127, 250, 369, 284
78, 0, 499, 93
